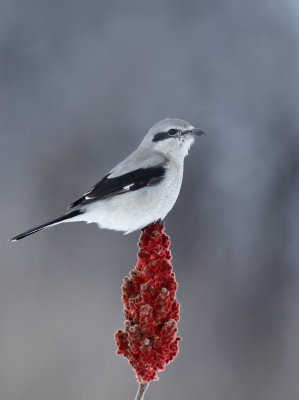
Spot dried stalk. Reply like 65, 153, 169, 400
135, 382, 149, 400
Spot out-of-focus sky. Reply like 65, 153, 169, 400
1, 1, 299, 399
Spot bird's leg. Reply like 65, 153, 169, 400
141, 219, 164, 232
157, 218, 164, 228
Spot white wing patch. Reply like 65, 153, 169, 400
123, 184, 134, 190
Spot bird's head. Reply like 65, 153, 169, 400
141, 118, 205, 159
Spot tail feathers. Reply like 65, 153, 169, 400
9, 209, 83, 242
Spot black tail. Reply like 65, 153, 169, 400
9, 209, 83, 242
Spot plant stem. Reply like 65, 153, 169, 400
135, 382, 149, 400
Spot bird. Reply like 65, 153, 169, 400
9, 118, 205, 241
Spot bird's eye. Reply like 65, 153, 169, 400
168, 129, 178, 136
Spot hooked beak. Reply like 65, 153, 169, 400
183, 128, 206, 137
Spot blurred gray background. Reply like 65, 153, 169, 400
1, 1, 299, 399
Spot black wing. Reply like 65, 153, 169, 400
68, 166, 166, 209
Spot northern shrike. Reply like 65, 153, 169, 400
9, 118, 204, 241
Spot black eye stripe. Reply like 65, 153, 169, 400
152, 132, 169, 142
152, 129, 181, 142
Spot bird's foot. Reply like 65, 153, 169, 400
157, 218, 165, 228
141, 219, 164, 232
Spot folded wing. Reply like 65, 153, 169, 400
68, 165, 166, 209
